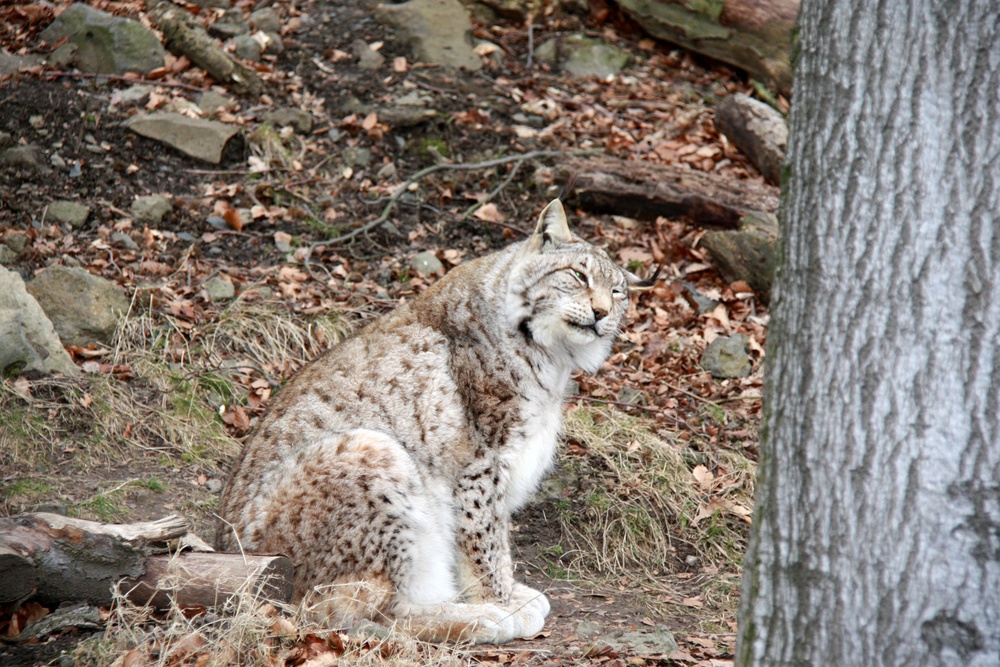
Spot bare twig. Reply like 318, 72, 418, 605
307, 148, 601, 255
44, 71, 207, 92
460, 159, 526, 221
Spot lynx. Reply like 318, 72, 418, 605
217, 200, 647, 643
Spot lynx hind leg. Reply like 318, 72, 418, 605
248, 430, 458, 627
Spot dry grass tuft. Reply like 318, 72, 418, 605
74, 575, 470, 667
556, 407, 755, 578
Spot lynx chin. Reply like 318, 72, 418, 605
217, 200, 649, 643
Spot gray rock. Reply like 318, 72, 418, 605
682, 281, 719, 314
203, 276, 236, 302
39, 3, 165, 75
26, 266, 130, 346
701, 334, 752, 379
261, 31, 284, 55
187, 0, 230, 8
44, 201, 91, 228
0, 245, 16, 265
608, 625, 679, 657
374, 0, 482, 71
534, 38, 558, 66
110, 232, 140, 251
231, 34, 262, 62
205, 477, 223, 493
617, 385, 646, 405
0, 131, 12, 148
410, 251, 444, 276
341, 146, 372, 167
47, 43, 77, 69
209, 9, 249, 38
110, 85, 153, 108
3, 233, 30, 255
561, 35, 630, 78
125, 112, 240, 164
0, 49, 41, 76
0, 145, 51, 174
131, 194, 173, 225
249, 7, 281, 34
376, 162, 397, 180
352, 39, 385, 71
196, 91, 233, 115
0, 265, 79, 376
263, 108, 313, 134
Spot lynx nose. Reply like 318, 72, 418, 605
592, 307, 608, 321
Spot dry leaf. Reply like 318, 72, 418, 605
474, 42, 500, 56
692, 464, 713, 488
473, 203, 506, 223
392, 56, 407, 72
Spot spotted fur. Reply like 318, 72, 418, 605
217, 200, 640, 643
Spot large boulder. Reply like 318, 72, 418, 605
26, 266, 130, 347
375, 0, 482, 70
39, 3, 166, 76
0, 266, 79, 376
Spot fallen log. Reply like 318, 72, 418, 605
555, 155, 779, 228
146, 1, 264, 97
615, 0, 798, 97
701, 210, 778, 302
714, 93, 787, 185
0, 513, 292, 610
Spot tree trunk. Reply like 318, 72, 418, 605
737, 3, 1000, 667
615, 0, 798, 96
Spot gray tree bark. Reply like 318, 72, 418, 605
737, 2, 1000, 667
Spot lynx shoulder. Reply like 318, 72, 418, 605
217, 200, 645, 643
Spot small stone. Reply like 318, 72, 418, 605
131, 195, 173, 225
125, 112, 241, 164
0, 131, 12, 148
50, 153, 67, 169
111, 232, 140, 251
352, 39, 385, 70
376, 162, 397, 180
111, 84, 153, 108
249, 7, 281, 33
206, 216, 229, 231
610, 625, 679, 657
617, 385, 646, 405
410, 251, 444, 276
205, 478, 223, 493
197, 91, 233, 115
0, 145, 51, 174
394, 90, 429, 107
373, 0, 481, 71
561, 35, 630, 79
29, 115, 45, 129
209, 9, 249, 38
534, 38, 558, 65
45, 200, 91, 228
261, 31, 284, 55
341, 146, 372, 167
700, 334, 752, 379
231, 34, 262, 62
3, 233, 30, 255
204, 275, 236, 302
0, 245, 16, 265
576, 620, 602, 639
263, 108, 313, 134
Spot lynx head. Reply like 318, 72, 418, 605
508, 200, 648, 372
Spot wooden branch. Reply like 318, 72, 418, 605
147, 1, 263, 97
714, 94, 787, 185
554, 155, 779, 228
122, 552, 294, 609
0, 513, 293, 609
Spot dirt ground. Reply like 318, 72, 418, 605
0, 0, 769, 665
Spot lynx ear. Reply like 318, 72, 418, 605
528, 200, 573, 250
626, 262, 664, 292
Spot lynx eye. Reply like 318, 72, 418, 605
570, 269, 588, 285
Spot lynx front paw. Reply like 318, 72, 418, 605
506, 583, 549, 638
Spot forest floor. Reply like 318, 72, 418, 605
0, 1, 771, 665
